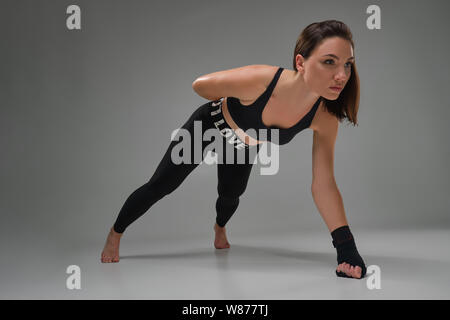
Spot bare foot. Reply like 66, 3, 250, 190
101, 227, 123, 263
214, 223, 230, 249
336, 262, 363, 279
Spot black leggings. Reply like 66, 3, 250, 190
112, 99, 261, 233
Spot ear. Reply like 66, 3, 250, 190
296, 54, 305, 73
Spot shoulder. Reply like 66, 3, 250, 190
248, 64, 279, 73
310, 99, 339, 135
237, 64, 280, 83
237, 65, 280, 103
246, 64, 279, 85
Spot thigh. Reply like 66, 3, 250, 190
148, 102, 214, 188
148, 138, 198, 186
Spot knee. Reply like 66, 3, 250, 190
216, 192, 240, 210
217, 185, 246, 201
146, 175, 175, 198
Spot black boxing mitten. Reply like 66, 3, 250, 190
331, 225, 367, 279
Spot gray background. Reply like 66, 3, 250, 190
1, 0, 449, 299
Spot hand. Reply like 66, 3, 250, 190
336, 262, 363, 279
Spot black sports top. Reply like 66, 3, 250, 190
226, 66, 322, 145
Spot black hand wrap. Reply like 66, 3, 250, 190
331, 225, 367, 279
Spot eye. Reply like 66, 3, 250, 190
324, 59, 353, 68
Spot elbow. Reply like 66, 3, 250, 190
192, 79, 220, 101
192, 79, 201, 94
192, 78, 208, 97
311, 178, 337, 194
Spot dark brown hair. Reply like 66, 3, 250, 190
292, 20, 360, 126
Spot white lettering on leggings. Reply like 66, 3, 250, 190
169, 99, 279, 174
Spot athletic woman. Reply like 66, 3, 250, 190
101, 20, 367, 279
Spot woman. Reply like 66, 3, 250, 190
101, 20, 367, 280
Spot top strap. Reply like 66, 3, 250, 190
267, 67, 284, 95
254, 67, 284, 109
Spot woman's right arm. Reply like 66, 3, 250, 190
191, 64, 271, 101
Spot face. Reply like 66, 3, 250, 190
296, 36, 354, 100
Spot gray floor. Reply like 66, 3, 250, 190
1, 227, 449, 299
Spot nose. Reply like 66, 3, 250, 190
334, 66, 348, 82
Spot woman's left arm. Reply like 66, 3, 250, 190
310, 115, 349, 232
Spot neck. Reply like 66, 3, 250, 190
281, 70, 321, 111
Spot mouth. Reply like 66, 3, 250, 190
329, 86, 343, 92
